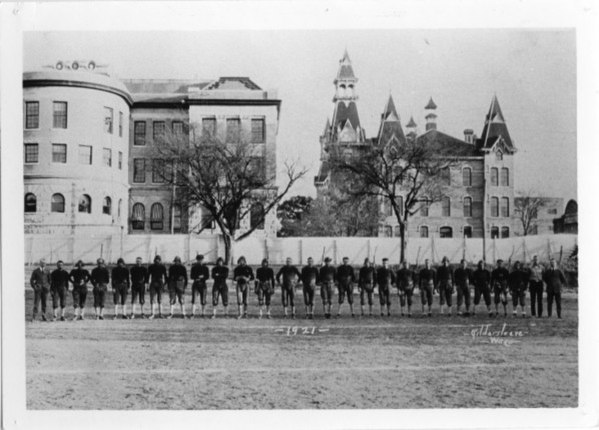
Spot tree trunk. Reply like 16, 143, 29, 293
222, 233, 232, 266
399, 222, 406, 263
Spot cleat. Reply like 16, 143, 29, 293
305, 314, 309, 319
141, 314, 146, 319
42, 314, 47, 321
167, 314, 174, 319
99, 315, 104, 320
401, 313, 405, 317
351, 313, 355, 318
408, 313, 412, 318
122, 314, 129, 320
335, 314, 340, 319
489, 312, 493, 317
113, 315, 118, 320
243, 313, 248, 319
267, 314, 271, 319
77, 315, 83, 321
309, 314, 314, 320
237, 314, 242, 319
210, 315, 216, 319
380, 312, 384, 317
427, 312, 432, 317
387, 312, 391, 317
131, 314, 136, 319
60, 316, 65, 321
149, 314, 155, 320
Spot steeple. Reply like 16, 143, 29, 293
479, 95, 514, 150
333, 49, 358, 102
406, 115, 418, 139
377, 94, 406, 147
381, 95, 400, 122
425, 96, 437, 131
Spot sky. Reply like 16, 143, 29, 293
24, 29, 577, 203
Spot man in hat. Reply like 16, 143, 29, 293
300, 257, 319, 319
437, 257, 455, 316
256, 258, 275, 319
168, 256, 188, 318
130, 257, 149, 319
376, 258, 395, 317
336, 256, 356, 318
319, 257, 336, 319
454, 259, 473, 316
396, 261, 416, 317
276, 257, 301, 318
418, 259, 436, 317
112, 258, 131, 319
491, 259, 510, 317
358, 258, 376, 317
509, 261, 529, 318
30, 258, 51, 321
211, 257, 230, 318
234, 256, 254, 319
543, 258, 567, 319
527, 255, 545, 318
69, 260, 91, 320
471, 260, 492, 317
148, 255, 168, 319
190, 254, 210, 318
50, 260, 70, 321
90, 258, 110, 320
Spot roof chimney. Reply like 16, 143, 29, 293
464, 129, 474, 144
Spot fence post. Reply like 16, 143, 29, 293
299, 239, 303, 264
333, 239, 337, 265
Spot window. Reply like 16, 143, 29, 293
463, 226, 472, 238
442, 196, 451, 217
104, 107, 113, 134
131, 203, 145, 230
53, 102, 68, 128
202, 118, 216, 139
462, 167, 472, 186
25, 102, 39, 129
463, 197, 472, 217
133, 158, 146, 183
491, 226, 499, 239
78, 194, 91, 213
500, 168, 509, 186
249, 157, 266, 181
548, 208, 558, 215
226, 118, 241, 143
501, 197, 510, 217
172, 121, 184, 137
102, 197, 112, 215
150, 203, 164, 230
78, 145, 92, 165
103, 148, 112, 167
24, 143, 39, 163
118, 151, 123, 170
250, 203, 265, 230
251, 118, 265, 143
152, 159, 165, 183
420, 198, 430, 216
490, 197, 499, 217
420, 226, 429, 238
52, 144, 67, 163
501, 226, 510, 238
51, 193, 65, 213
173, 204, 182, 232
384, 225, 392, 237
134, 121, 146, 145
490, 168, 498, 186
496, 150, 503, 161
394, 226, 401, 237
25, 193, 37, 213
441, 167, 451, 185
201, 208, 215, 230
118, 112, 123, 137
385, 200, 393, 217
153, 121, 166, 142
118, 199, 122, 219
440, 226, 453, 238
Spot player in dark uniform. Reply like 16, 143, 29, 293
50, 260, 70, 321
527, 255, 544, 318
211, 257, 230, 318
543, 258, 567, 319
167, 256, 188, 319
69, 260, 90, 320
30, 258, 51, 321
336, 257, 356, 318
418, 259, 436, 317
233, 256, 254, 319
255, 258, 275, 319
436, 257, 454, 316
276, 257, 301, 318
147, 255, 168, 319
358, 258, 376, 317
190, 254, 210, 318
509, 261, 529, 318
300, 257, 319, 319
111, 258, 131, 320
454, 259, 472, 316
491, 259, 510, 317
396, 261, 415, 317
319, 257, 336, 319
90, 258, 110, 320
376, 258, 395, 317
471, 260, 492, 317
130, 257, 149, 319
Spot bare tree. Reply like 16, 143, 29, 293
151, 123, 307, 264
514, 193, 546, 236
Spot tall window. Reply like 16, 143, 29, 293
103, 148, 112, 167
500, 167, 509, 186
251, 118, 265, 143
496, 150, 503, 161
202, 118, 216, 139
150, 203, 164, 230
441, 167, 451, 185
52, 144, 67, 163
104, 107, 113, 134
463, 226, 472, 238
24, 143, 39, 163
102, 197, 112, 215
490, 167, 498, 186
134, 121, 146, 145
385, 200, 393, 217
501, 226, 510, 238
78, 194, 91, 213
420, 226, 429, 238
250, 203, 265, 230
173, 204, 182, 232
201, 208, 215, 230
53, 102, 68, 128
25, 193, 37, 213
133, 158, 145, 183
153, 121, 166, 142
118, 151, 123, 170
501, 197, 510, 217
463, 197, 472, 217
394, 225, 401, 237
25, 102, 39, 129
384, 225, 392, 237
226, 118, 241, 143
131, 203, 145, 230
78, 145, 92, 165
490, 197, 499, 217
118, 111, 123, 137
51, 193, 65, 213
440, 226, 453, 238
462, 167, 472, 186
442, 196, 451, 217
491, 226, 499, 239
118, 199, 122, 219
152, 159, 165, 183
249, 157, 266, 181
172, 121, 184, 137
420, 198, 430, 216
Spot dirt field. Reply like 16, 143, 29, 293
25, 286, 578, 410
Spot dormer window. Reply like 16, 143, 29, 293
496, 150, 503, 161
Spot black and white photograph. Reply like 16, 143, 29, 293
1, 1, 598, 429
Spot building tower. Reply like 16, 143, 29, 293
424, 97, 438, 131
406, 116, 418, 140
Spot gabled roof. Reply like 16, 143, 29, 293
416, 129, 482, 157
381, 95, 400, 122
406, 116, 417, 128
376, 95, 406, 147
204, 77, 262, 90
336, 49, 356, 81
332, 101, 362, 132
425, 97, 437, 110
478, 95, 514, 151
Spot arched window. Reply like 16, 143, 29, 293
420, 226, 429, 238
442, 196, 451, 217
131, 203, 145, 230
150, 203, 164, 230
500, 168, 509, 186
118, 199, 122, 219
490, 168, 498, 186
200, 207, 215, 230
463, 197, 472, 217
384, 225, 392, 237
420, 197, 430, 216
51, 193, 65, 213
491, 226, 499, 239
463, 226, 472, 238
25, 193, 37, 213
78, 194, 91, 213
501, 197, 510, 217
385, 199, 393, 217
250, 202, 265, 230
173, 204, 182, 233
490, 197, 499, 217
440, 226, 453, 238
102, 196, 112, 215
496, 150, 503, 161
462, 167, 472, 186
501, 226, 510, 238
